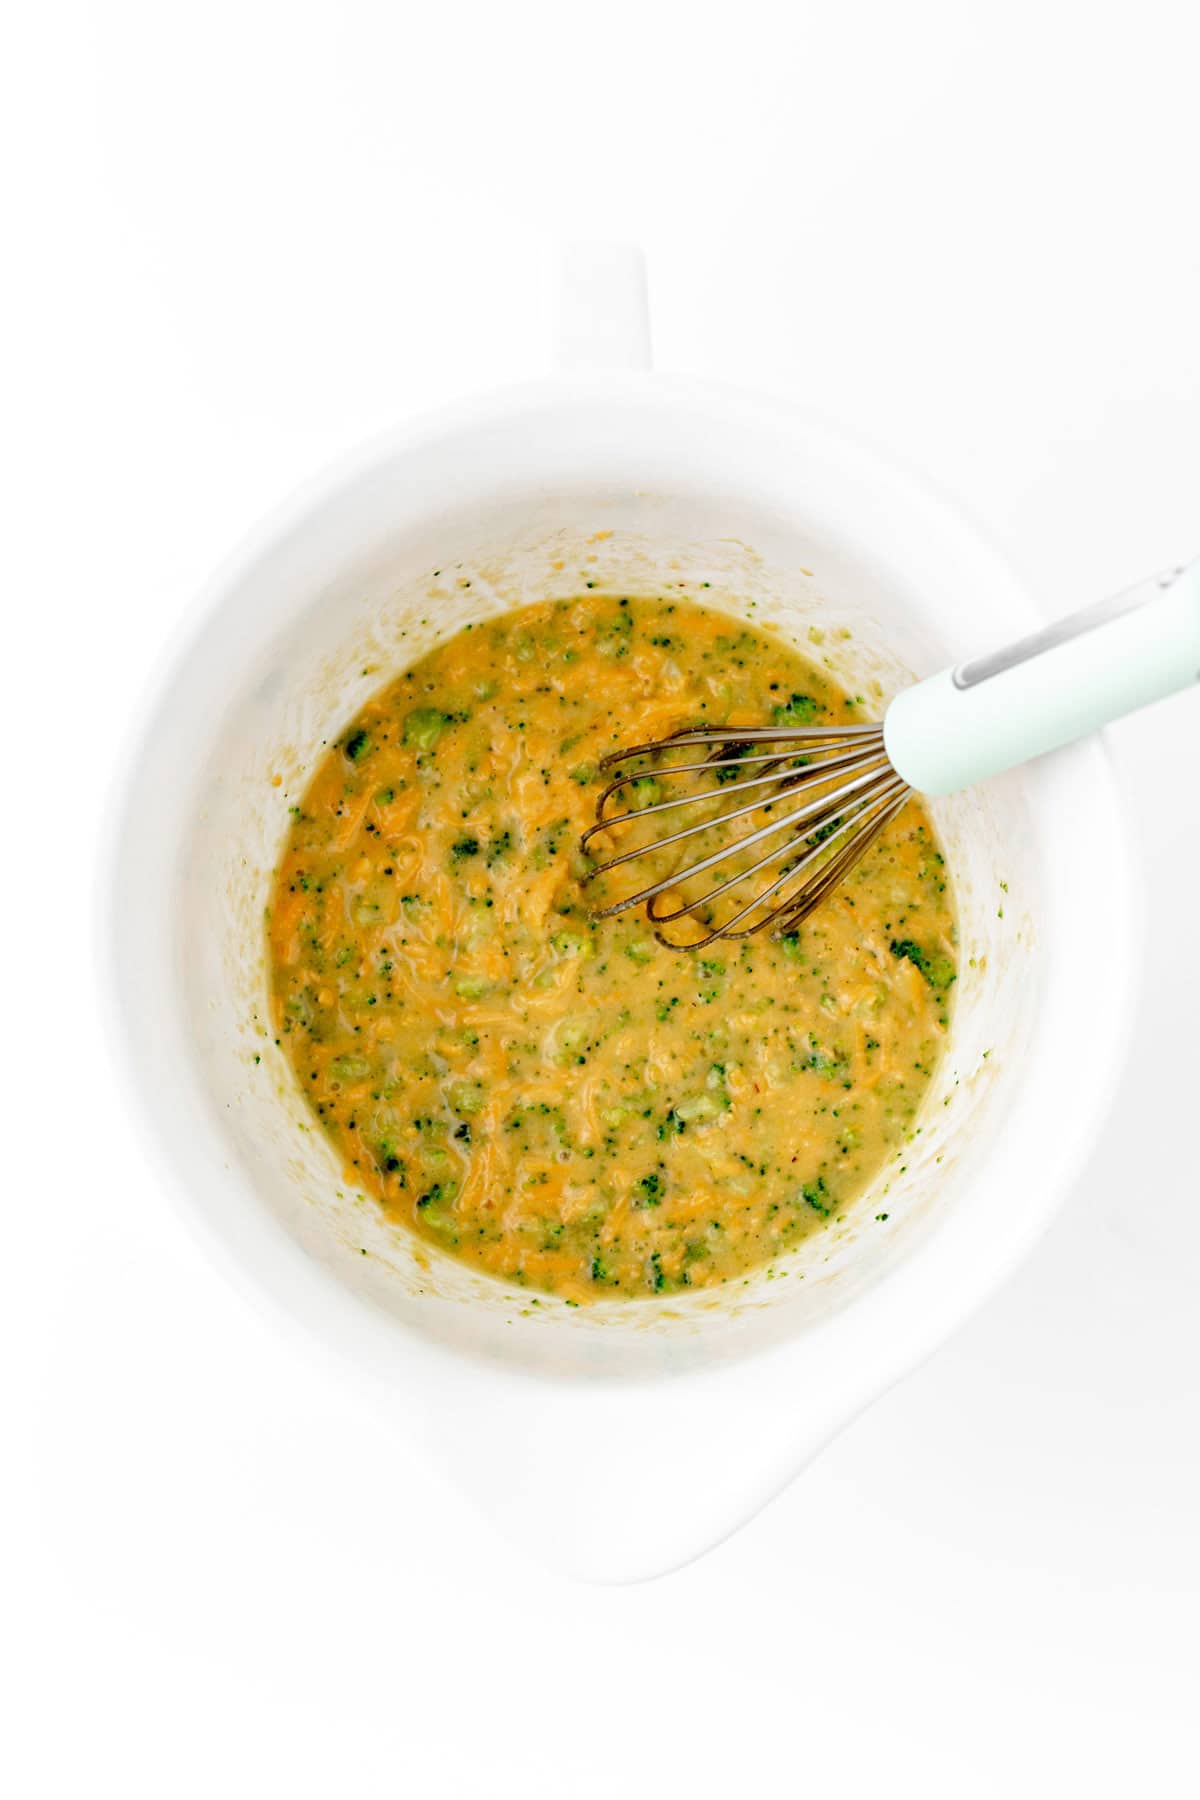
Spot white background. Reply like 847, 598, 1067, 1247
5, 3, 1199, 1795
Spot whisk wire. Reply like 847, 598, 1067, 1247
580, 718, 912, 948
645, 772, 907, 946
601, 723, 888, 757
580, 743, 890, 870
770, 789, 910, 932
584, 753, 893, 917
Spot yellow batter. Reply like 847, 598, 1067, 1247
267, 595, 956, 1301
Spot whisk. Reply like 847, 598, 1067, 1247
581, 558, 1200, 949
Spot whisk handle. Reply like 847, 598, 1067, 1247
883, 558, 1200, 796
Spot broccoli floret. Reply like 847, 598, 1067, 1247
890, 938, 957, 993
771, 692, 821, 726
404, 707, 453, 750
633, 1170, 664, 1207
801, 1177, 831, 1216
713, 743, 750, 784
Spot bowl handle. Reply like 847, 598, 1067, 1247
553, 241, 653, 373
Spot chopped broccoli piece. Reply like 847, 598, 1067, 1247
889, 939, 957, 993
328, 1054, 371, 1081
630, 776, 662, 808
633, 1170, 664, 1207
801, 1177, 831, 1216
657, 1107, 685, 1140
404, 707, 452, 750
771, 692, 821, 726
550, 931, 592, 959
673, 1092, 723, 1125
714, 743, 750, 784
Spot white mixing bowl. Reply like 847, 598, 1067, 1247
104, 265, 1135, 1580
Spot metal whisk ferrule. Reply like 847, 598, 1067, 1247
580, 723, 911, 950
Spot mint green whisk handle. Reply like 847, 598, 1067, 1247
883, 559, 1200, 796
